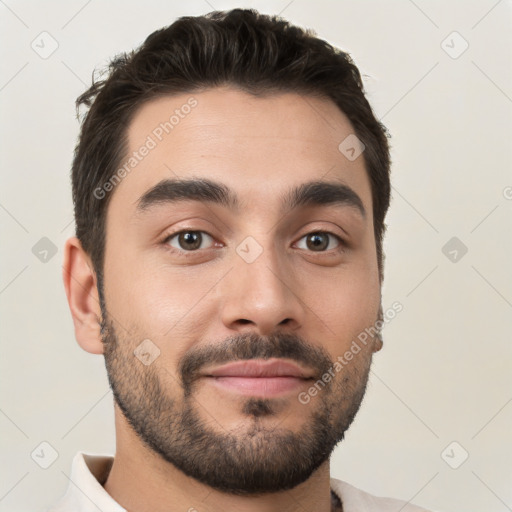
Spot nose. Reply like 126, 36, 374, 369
219, 240, 304, 336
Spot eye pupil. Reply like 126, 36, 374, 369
307, 233, 328, 251
179, 231, 201, 250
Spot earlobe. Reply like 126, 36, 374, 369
62, 237, 104, 355
373, 333, 383, 353
372, 304, 384, 353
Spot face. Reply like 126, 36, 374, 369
99, 86, 382, 495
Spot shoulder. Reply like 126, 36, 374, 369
46, 452, 123, 512
330, 477, 436, 512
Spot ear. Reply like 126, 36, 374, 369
62, 237, 104, 355
372, 304, 384, 353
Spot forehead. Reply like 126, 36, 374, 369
110, 86, 372, 218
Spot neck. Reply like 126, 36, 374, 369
103, 407, 334, 512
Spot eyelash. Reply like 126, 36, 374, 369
160, 229, 346, 257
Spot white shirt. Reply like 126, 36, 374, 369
47, 452, 432, 512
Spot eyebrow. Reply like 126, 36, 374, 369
135, 177, 366, 219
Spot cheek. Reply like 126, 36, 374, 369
104, 253, 218, 347
307, 262, 381, 355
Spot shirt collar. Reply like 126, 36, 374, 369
55, 451, 126, 512
54, 452, 347, 512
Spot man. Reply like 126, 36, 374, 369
53, 8, 431, 512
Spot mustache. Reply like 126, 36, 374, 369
179, 331, 333, 389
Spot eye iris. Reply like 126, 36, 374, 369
179, 231, 202, 250
307, 233, 328, 251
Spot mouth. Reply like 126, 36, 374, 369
202, 358, 315, 397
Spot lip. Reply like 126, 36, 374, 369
202, 358, 314, 398
206, 375, 309, 397
204, 358, 314, 379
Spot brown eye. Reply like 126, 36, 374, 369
165, 231, 214, 251
296, 232, 342, 252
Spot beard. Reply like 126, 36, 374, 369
100, 310, 372, 497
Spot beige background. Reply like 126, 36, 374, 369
1, 1, 511, 511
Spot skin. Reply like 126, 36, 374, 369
63, 86, 383, 512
